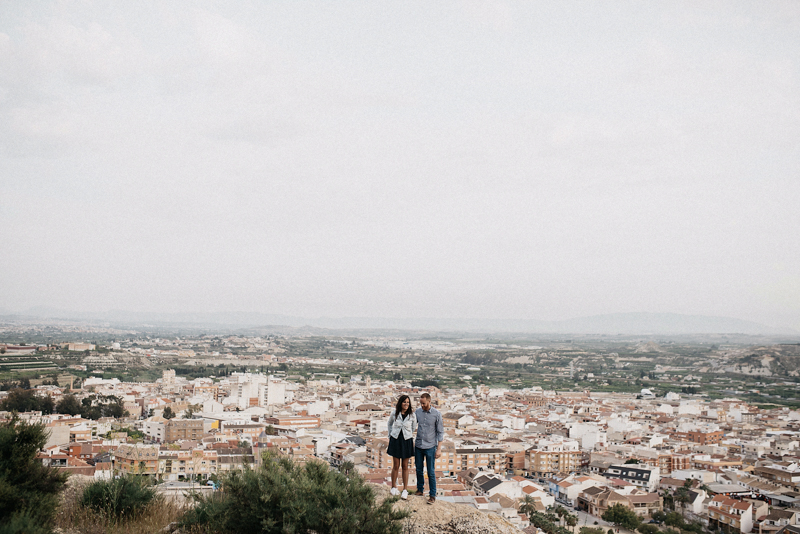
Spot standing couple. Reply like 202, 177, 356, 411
387, 392, 444, 504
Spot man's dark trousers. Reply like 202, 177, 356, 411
415, 446, 436, 497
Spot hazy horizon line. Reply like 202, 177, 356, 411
2, 307, 797, 336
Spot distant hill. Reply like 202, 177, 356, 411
7, 308, 794, 336
547, 312, 790, 336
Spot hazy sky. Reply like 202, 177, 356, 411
1, 1, 799, 329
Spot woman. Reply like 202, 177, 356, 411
387, 394, 416, 499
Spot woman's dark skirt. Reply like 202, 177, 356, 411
387, 435, 415, 459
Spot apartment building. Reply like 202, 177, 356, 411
455, 446, 506, 474
603, 465, 661, 492
672, 430, 725, 445
627, 493, 663, 518
526, 442, 582, 476
263, 415, 320, 429
158, 449, 218, 481
629, 452, 691, 475
366, 438, 392, 470
692, 455, 743, 471
579, 487, 631, 517
115, 444, 159, 475
504, 392, 547, 407
577, 486, 662, 518
193, 381, 219, 400
708, 495, 753, 534
219, 422, 267, 443
165, 419, 204, 442
753, 465, 800, 489
433, 441, 457, 475
759, 510, 799, 534
442, 412, 473, 432
506, 448, 526, 473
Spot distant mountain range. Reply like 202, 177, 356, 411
1, 308, 794, 336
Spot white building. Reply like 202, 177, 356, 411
260, 377, 287, 406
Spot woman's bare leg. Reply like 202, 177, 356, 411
401, 458, 410, 491
391, 456, 400, 489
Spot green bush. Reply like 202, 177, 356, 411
664, 512, 685, 528
80, 475, 160, 521
0, 417, 68, 532
639, 524, 660, 534
652, 511, 667, 523
0, 510, 52, 534
180, 456, 408, 534
602, 504, 642, 531
528, 511, 572, 534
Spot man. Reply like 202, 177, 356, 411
414, 392, 444, 504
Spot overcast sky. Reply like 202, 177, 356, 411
1, 1, 799, 329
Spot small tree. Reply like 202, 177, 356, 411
638, 524, 660, 534
566, 514, 578, 531
162, 406, 175, 420
339, 460, 355, 476
56, 394, 82, 416
79, 394, 127, 420
664, 512, 685, 529
602, 503, 641, 531
520, 494, 538, 520
184, 403, 202, 418
662, 489, 674, 511
651, 510, 667, 523
0, 417, 69, 531
675, 482, 691, 513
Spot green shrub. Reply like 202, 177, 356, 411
652, 511, 667, 523
80, 475, 160, 521
0, 417, 68, 531
664, 512, 686, 528
602, 503, 642, 531
0, 510, 52, 534
181, 456, 408, 534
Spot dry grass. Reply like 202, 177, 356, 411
55, 478, 188, 534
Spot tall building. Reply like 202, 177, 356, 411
165, 419, 204, 442
526, 441, 582, 476
115, 444, 159, 475
260, 377, 287, 406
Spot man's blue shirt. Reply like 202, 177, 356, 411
414, 406, 444, 449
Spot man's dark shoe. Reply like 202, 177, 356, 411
427, 496, 436, 505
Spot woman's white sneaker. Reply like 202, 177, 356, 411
390, 487, 399, 496
401, 490, 408, 500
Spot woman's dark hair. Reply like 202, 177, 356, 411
395, 395, 412, 416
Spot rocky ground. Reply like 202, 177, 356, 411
371, 484, 520, 534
